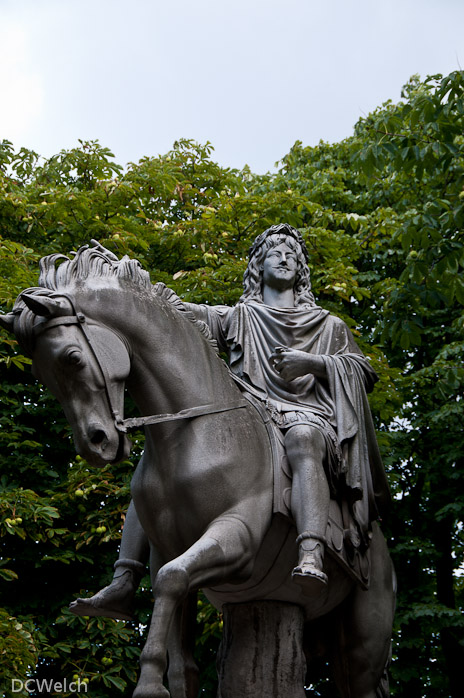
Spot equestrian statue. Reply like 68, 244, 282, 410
0, 224, 395, 698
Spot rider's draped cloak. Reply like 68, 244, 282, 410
188, 300, 391, 537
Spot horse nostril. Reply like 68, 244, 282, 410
89, 428, 108, 446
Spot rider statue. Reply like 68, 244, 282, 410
71, 223, 390, 618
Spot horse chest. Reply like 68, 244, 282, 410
130, 415, 271, 550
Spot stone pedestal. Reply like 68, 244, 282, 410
216, 601, 306, 698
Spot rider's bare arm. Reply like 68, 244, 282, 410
182, 302, 230, 352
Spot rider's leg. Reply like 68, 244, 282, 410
70, 499, 150, 620
284, 424, 330, 592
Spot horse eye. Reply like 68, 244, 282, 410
65, 350, 84, 367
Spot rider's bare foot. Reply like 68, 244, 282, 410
69, 570, 137, 621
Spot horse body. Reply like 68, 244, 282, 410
131, 409, 274, 567
86, 286, 274, 568
2, 248, 395, 698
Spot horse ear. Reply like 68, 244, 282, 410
21, 293, 73, 318
0, 313, 16, 332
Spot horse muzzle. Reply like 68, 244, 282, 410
78, 422, 132, 467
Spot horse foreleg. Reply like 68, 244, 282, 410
134, 517, 254, 698
166, 592, 199, 698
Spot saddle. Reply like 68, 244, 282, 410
243, 391, 371, 590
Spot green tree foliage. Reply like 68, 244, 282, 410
1, 137, 368, 697
352, 71, 464, 698
1, 71, 463, 697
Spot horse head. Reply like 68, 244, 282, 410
1, 290, 132, 467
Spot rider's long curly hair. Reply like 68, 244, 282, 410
240, 223, 315, 306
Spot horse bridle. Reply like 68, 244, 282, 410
34, 305, 248, 435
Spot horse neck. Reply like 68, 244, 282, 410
83, 285, 233, 416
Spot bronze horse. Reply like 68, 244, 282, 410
0, 245, 395, 698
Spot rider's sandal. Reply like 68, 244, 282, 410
292, 531, 328, 596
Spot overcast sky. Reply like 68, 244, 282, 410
1, 0, 463, 173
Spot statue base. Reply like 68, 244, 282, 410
216, 600, 306, 698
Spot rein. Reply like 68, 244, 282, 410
121, 401, 248, 431
35, 310, 248, 434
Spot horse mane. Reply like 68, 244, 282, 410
38, 242, 152, 291
11, 242, 218, 356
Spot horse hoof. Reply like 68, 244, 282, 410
69, 598, 134, 621
133, 684, 170, 698
69, 571, 136, 621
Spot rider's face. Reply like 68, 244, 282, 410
262, 242, 298, 291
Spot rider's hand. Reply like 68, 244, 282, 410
270, 346, 326, 381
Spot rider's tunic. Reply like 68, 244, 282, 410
187, 300, 390, 537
